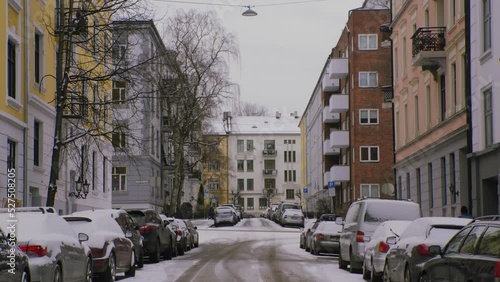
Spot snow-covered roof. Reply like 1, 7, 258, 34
229, 115, 300, 135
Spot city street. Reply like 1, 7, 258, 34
119, 218, 365, 282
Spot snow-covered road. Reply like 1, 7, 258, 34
117, 218, 366, 282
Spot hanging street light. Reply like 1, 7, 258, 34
242, 5, 258, 17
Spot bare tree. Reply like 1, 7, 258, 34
228, 190, 240, 205
44, 0, 155, 206
160, 9, 238, 215
263, 187, 277, 207
233, 101, 269, 116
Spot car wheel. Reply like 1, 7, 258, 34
163, 242, 173, 260
419, 272, 430, 282
383, 262, 391, 282
103, 253, 116, 282
125, 251, 136, 277
404, 266, 412, 282
150, 240, 161, 263
371, 261, 381, 282
194, 238, 199, 248
137, 248, 144, 268
178, 240, 185, 256
363, 260, 370, 280
21, 269, 29, 282
349, 249, 361, 274
172, 240, 178, 257
85, 256, 92, 282
338, 252, 348, 269
54, 264, 62, 282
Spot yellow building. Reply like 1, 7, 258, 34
202, 134, 230, 206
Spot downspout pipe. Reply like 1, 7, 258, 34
464, 0, 473, 215
23, 0, 30, 207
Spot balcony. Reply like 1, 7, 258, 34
322, 75, 340, 93
263, 149, 277, 157
330, 165, 350, 182
328, 58, 348, 79
323, 140, 340, 155
411, 27, 446, 79
381, 85, 393, 102
323, 107, 340, 123
263, 169, 277, 176
329, 94, 349, 113
329, 130, 349, 148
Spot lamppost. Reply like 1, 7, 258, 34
69, 177, 90, 199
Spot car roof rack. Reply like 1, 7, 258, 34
471, 215, 500, 222
0, 207, 57, 214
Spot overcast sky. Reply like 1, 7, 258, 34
150, 0, 365, 116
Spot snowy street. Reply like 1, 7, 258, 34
119, 218, 366, 282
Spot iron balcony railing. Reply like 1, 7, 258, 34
263, 149, 277, 156
411, 27, 446, 57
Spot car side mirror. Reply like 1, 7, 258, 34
335, 217, 343, 225
125, 231, 133, 238
428, 245, 442, 255
386, 236, 397, 245
78, 233, 89, 242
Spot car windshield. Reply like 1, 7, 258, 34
217, 209, 232, 215
428, 226, 464, 241
283, 204, 299, 210
316, 222, 343, 233
364, 201, 420, 223
128, 212, 146, 226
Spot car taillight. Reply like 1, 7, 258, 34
139, 225, 152, 234
378, 241, 390, 253
356, 231, 365, 243
176, 230, 182, 236
494, 261, 500, 278
415, 244, 434, 257
90, 247, 105, 258
284, 215, 288, 219
306, 230, 310, 235
19, 245, 47, 257
317, 234, 325, 241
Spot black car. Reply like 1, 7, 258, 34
419, 215, 500, 282
127, 210, 174, 262
0, 227, 30, 282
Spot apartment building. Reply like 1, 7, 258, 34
226, 112, 302, 216
391, 0, 468, 217
110, 20, 167, 212
469, 0, 499, 216
302, 1, 394, 215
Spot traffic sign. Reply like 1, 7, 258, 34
204, 189, 208, 195
303, 187, 308, 194
212, 194, 216, 200
328, 181, 335, 188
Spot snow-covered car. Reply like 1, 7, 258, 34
383, 217, 472, 282
280, 208, 304, 227
309, 221, 343, 255
275, 202, 300, 225
362, 220, 412, 281
64, 214, 136, 281
72, 209, 144, 269
160, 214, 178, 257
0, 227, 30, 282
163, 217, 190, 255
214, 207, 237, 227
184, 219, 199, 248
300, 220, 316, 249
220, 204, 241, 221
0, 207, 92, 282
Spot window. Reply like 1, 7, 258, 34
264, 140, 275, 150
259, 198, 267, 209
246, 160, 253, 172
237, 160, 244, 172
247, 179, 254, 191
264, 178, 275, 189
460, 226, 487, 254
102, 157, 107, 193
424, 9, 429, 26
416, 168, 422, 204
112, 167, 127, 191
483, 0, 491, 52
284, 151, 297, 162
112, 129, 126, 148
208, 179, 220, 190
237, 140, 244, 153
7, 140, 16, 170
477, 226, 500, 256
404, 104, 409, 141
264, 160, 275, 170
402, 37, 407, 75
8, 40, 16, 98
247, 198, 254, 210
92, 151, 97, 190
445, 227, 472, 254
441, 157, 447, 205
440, 74, 446, 121
34, 32, 43, 84
286, 189, 295, 200
428, 163, 434, 208
426, 85, 431, 129
484, 88, 493, 147
359, 146, 379, 162
358, 34, 377, 50
359, 109, 378, 124
361, 184, 380, 198
450, 153, 456, 204
112, 81, 126, 104
284, 170, 297, 182
92, 18, 99, 57
238, 179, 244, 191
93, 84, 100, 123
359, 72, 378, 87
208, 160, 219, 172
34, 121, 41, 166
452, 62, 457, 113
394, 47, 399, 82
246, 140, 254, 151
397, 176, 402, 200
151, 126, 155, 155
406, 172, 411, 199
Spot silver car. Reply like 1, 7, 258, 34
214, 207, 237, 226
280, 209, 304, 227
0, 207, 92, 282
309, 221, 343, 255
362, 220, 411, 281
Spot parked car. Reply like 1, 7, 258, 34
160, 214, 178, 257
418, 215, 500, 282
0, 207, 93, 282
280, 209, 305, 227
383, 217, 472, 282
234, 205, 244, 219
275, 202, 301, 225
126, 209, 174, 262
300, 220, 317, 249
163, 217, 189, 255
337, 198, 421, 273
221, 204, 241, 221
214, 207, 238, 227
73, 209, 144, 268
0, 227, 30, 282
64, 214, 136, 281
305, 221, 322, 252
362, 220, 412, 282
269, 204, 280, 221
318, 214, 341, 222
309, 221, 343, 255
184, 220, 199, 248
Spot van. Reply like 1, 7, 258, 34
336, 198, 421, 273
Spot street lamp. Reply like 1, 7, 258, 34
242, 5, 258, 17
69, 177, 90, 199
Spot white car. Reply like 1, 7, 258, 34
214, 207, 237, 227
280, 209, 305, 227
0, 207, 92, 282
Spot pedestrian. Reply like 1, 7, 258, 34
208, 205, 215, 220
458, 206, 473, 219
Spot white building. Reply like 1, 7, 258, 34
227, 112, 302, 215
469, 0, 500, 216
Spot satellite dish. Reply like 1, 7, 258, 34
381, 183, 395, 196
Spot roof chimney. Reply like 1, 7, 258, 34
275, 111, 281, 119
